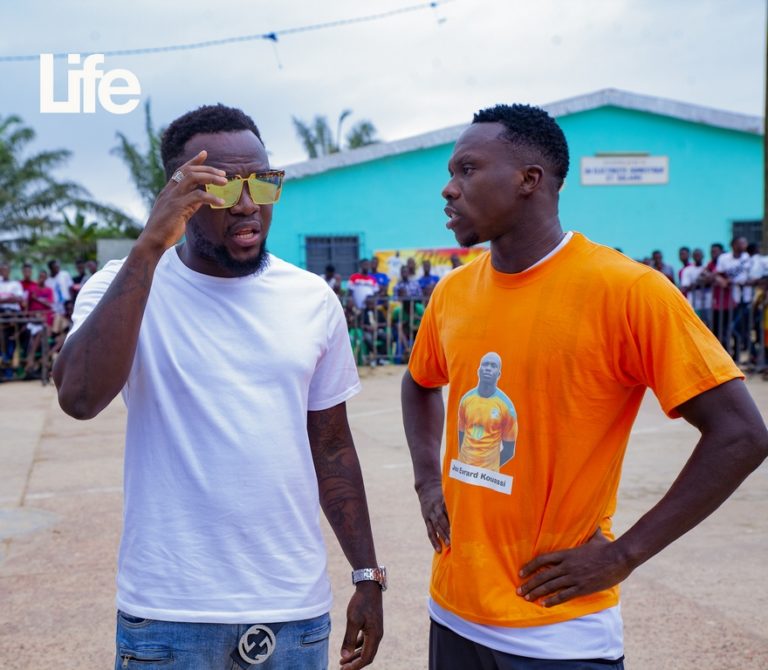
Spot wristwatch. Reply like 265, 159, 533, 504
351, 566, 387, 591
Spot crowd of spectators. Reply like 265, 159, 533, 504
636, 237, 768, 375
0, 258, 98, 381
2, 239, 767, 379
333, 240, 768, 373
326, 254, 458, 365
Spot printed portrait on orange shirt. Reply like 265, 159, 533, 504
457, 352, 518, 472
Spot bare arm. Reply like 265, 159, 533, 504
518, 379, 768, 606
53, 151, 226, 420
307, 403, 382, 670
401, 370, 449, 551
500, 439, 516, 464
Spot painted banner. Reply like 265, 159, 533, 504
374, 247, 488, 283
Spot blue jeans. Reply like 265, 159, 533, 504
115, 610, 330, 669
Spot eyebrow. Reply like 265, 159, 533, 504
448, 151, 480, 169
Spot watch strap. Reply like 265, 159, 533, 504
351, 566, 387, 591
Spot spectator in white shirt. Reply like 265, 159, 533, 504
45, 259, 74, 317
0, 262, 25, 378
680, 248, 710, 322
0, 262, 24, 313
716, 237, 754, 358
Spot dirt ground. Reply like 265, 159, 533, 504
0, 368, 766, 669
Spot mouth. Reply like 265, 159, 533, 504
444, 205, 460, 230
228, 221, 262, 247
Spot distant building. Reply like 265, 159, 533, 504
273, 88, 764, 275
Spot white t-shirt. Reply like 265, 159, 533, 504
0, 279, 23, 312
45, 270, 73, 314
680, 264, 711, 311
716, 252, 753, 304
348, 274, 379, 308
70, 249, 361, 623
751, 254, 768, 281
429, 600, 624, 661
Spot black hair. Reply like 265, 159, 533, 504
651, 249, 662, 256
712, 242, 724, 251
730, 235, 747, 246
678, 246, 690, 253
161, 104, 262, 178
472, 104, 569, 183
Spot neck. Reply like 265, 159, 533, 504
490, 214, 564, 274
477, 381, 496, 397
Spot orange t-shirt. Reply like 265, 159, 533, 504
408, 233, 742, 627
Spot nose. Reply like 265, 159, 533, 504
230, 181, 260, 215
442, 176, 459, 201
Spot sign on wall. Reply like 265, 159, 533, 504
581, 155, 669, 186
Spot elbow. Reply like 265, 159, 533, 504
732, 422, 768, 473
752, 428, 768, 467
53, 359, 103, 421
56, 387, 102, 421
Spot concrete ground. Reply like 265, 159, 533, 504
0, 369, 766, 670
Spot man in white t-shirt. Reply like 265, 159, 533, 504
0, 262, 25, 378
54, 105, 384, 670
0, 262, 24, 313
716, 236, 755, 357
679, 248, 710, 320
44, 259, 73, 315
348, 259, 379, 308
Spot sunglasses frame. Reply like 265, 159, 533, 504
205, 170, 285, 209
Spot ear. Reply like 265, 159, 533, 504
519, 164, 544, 195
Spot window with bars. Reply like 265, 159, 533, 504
732, 220, 763, 246
305, 235, 360, 277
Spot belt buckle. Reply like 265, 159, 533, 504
232, 624, 277, 667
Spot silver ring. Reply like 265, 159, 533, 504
171, 170, 185, 183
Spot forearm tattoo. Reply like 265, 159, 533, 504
307, 404, 376, 565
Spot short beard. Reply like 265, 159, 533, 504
190, 229, 271, 277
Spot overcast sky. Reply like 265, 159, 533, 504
1, 0, 765, 223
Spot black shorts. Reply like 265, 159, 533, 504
429, 619, 625, 670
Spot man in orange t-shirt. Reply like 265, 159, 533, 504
401, 103, 768, 670
458, 352, 517, 471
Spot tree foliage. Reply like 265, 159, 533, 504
0, 114, 135, 261
292, 110, 378, 159
24, 210, 139, 263
111, 99, 167, 214
346, 120, 378, 149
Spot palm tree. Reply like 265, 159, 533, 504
292, 110, 378, 159
346, 120, 378, 149
0, 114, 132, 260
0, 114, 86, 256
112, 99, 166, 214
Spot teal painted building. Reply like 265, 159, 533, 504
271, 89, 764, 275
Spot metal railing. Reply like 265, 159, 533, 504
683, 279, 767, 374
0, 311, 53, 384
343, 279, 768, 377
345, 296, 427, 366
